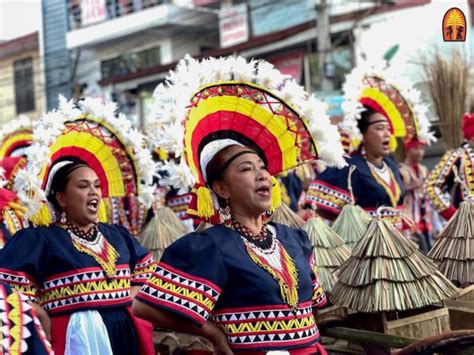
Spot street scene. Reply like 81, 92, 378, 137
0, 0, 473, 354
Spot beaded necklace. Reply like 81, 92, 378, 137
230, 219, 299, 309
60, 222, 119, 278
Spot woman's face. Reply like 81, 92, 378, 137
407, 145, 426, 163
362, 113, 391, 158
212, 146, 272, 217
56, 166, 102, 227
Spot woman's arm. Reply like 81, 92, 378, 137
132, 299, 232, 354
29, 301, 51, 342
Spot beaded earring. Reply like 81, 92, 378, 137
60, 211, 67, 225
219, 199, 232, 225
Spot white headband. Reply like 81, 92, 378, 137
44, 160, 75, 197
199, 139, 244, 183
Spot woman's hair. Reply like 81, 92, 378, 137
46, 157, 89, 210
357, 106, 381, 134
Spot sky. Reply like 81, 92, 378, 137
0, 0, 41, 41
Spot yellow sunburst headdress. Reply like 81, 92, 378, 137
149, 55, 346, 221
13, 96, 157, 226
341, 61, 436, 152
0, 115, 33, 159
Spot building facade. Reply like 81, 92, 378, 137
0, 32, 44, 125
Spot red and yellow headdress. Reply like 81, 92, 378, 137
0, 115, 33, 159
149, 55, 346, 221
341, 61, 435, 152
13, 96, 156, 226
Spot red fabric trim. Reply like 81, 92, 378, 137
239, 343, 325, 355
45, 298, 131, 315
158, 262, 222, 293
227, 323, 316, 337
213, 300, 313, 315
190, 110, 283, 183
462, 113, 474, 140
310, 180, 350, 197
230, 332, 319, 350
44, 264, 129, 282
48, 147, 110, 196
441, 205, 457, 220
217, 311, 312, 325
125, 306, 154, 355
0, 268, 40, 288
136, 293, 206, 325
51, 313, 70, 355
147, 279, 214, 312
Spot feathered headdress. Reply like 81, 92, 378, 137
0, 115, 33, 158
13, 96, 157, 226
341, 61, 435, 151
148, 55, 346, 220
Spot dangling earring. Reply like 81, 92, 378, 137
219, 199, 231, 225
60, 211, 67, 225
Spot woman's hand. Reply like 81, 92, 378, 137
29, 302, 51, 342
202, 322, 233, 354
209, 329, 233, 355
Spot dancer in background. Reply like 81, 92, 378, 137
426, 112, 474, 221
305, 61, 435, 229
400, 138, 432, 252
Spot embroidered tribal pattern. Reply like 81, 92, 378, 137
212, 303, 319, 350
306, 181, 352, 214
131, 254, 156, 285
367, 163, 401, 207
461, 144, 474, 198
240, 234, 299, 310
308, 251, 327, 307
0, 269, 37, 299
166, 193, 193, 220
425, 149, 460, 212
67, 228, 119, 278
0, 284, 33, 354
365, 207, 404, 230
37, 266, 132, 313
138, 262, 221, 325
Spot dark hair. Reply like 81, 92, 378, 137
47, 157, 89, 211
358, 106, 382, 134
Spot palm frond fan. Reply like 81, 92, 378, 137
269, 202, 305, 229
331, 209, 458, 312
331, 165, 371, 248
332, 204, 371, 249
13, 96, 156, 231
428, 199, 474, 287
303, 217, 351, 293
421, 50, 469, 149
139, 207, 187, 261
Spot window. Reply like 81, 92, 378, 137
14, 58, 35, 114
101, 45, 161, 80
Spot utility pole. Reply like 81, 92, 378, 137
316, 0, 334, 92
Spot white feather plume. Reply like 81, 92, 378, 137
148, 54, 347, 190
